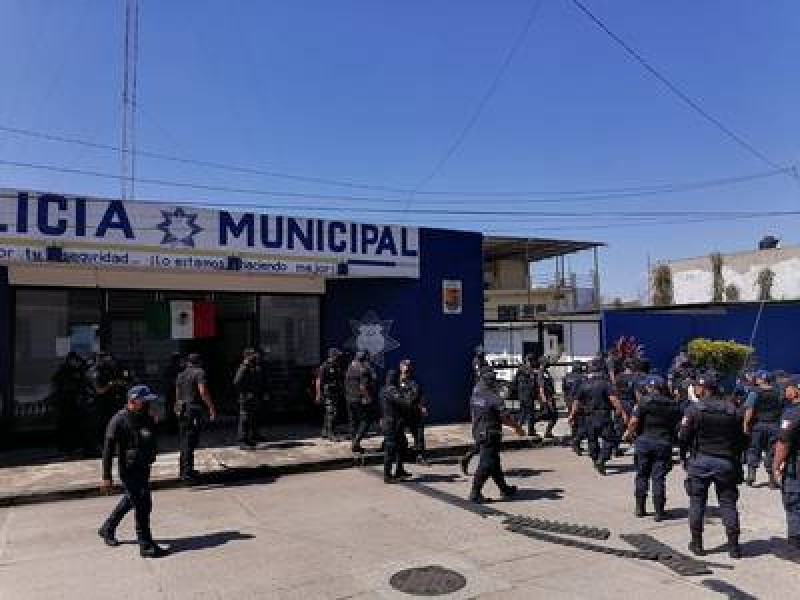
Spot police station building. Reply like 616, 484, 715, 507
0, 189, 483, 434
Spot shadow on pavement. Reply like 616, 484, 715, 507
505, 467, 554, 479
732, 537, 800, 563
412, 473, 462, 484
164, 530, 256, 553
504, 487, 565, 502
702, 579, 759, 600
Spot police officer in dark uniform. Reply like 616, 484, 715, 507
381, 369, 412, 483
564, 362, 588, 454
316, 348, 344, 440
98, 385, 167, 558
678, 372, 747, 558
743, 370, 782, 488
471, 346, 488, 386
174, 353, 218, 483
624, 374, 682, 521
91, 352, 125, 443
161, 352, 185, 433
469, 366, 524, 503
535, 357, 558, 440
399, 358, 427, 465
773, 380, 800, 550
612, 360, 640, 457
574, 359, 627, 475
347, 351, 376, 453
514, 354, 537, 437
234, 348, 265, 448
52, 352, 97, 456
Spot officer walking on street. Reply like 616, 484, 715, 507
572, 359, 627, 475
347, 351, 376, 453
175, 353, 217, 483
624, 375, 682, 521
469, 366, 524, 503
564, 362, 588, 454
399, 358, 427, 465
381, 369, 413, 483
98, 385, 167, 558
773, 379, 800, 550
535, 357, 558, 440
679, 373, 747, 558
233, 348, 265, 448
514, 354, 537, 437
316, 348, 344, 440
744, 370, 782, 488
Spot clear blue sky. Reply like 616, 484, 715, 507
1, 1, 798, 299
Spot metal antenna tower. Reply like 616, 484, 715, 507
120, 0, 139, 200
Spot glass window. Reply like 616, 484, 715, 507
14, 289, 102, 426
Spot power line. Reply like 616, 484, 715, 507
569, 0, 786, 174
0, 123, 794, 201
1, 163, 798, 219
408, 0, 545, 197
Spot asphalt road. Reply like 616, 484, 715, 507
0, 445, 796, 599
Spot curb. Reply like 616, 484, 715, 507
0, 437, 565, 508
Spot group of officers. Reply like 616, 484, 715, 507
555, 354, 800, 559
92, 341, 800, 561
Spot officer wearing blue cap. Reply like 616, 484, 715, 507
773, 379, 800, 550
98, 385, 167, 558
744, 370, 782, 488
624, 374, 682, 521
679, 372, 747, 558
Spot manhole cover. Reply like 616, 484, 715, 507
389, 565, 467, 596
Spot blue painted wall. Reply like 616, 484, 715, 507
322, 228, 483, 423
603, 302, 800, 374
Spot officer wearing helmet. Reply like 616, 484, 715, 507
572, 358, 627, 475
773, 378, 800, 550
468, 365, 524, 503
346, 350, 376, 453
535, 356, 558, 440
624, 374, 682, 521
612, 359, 641, 457
316, 348, 344, 440
679, 372, 747, 558
743, 370, 783, 488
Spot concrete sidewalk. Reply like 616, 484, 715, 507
0, 421, 568, 507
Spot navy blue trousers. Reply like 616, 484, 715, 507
685, 454, 740, 533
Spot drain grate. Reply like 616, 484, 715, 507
389, 565, 467, 596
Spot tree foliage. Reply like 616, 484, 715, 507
652, 264, 674, 306
688, 338, 752, 375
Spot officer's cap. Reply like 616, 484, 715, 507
643, 374, 665, 389
479, 365, 496, 383
694, 372, 718, 388
588, 359, 605, 373
755, 369, 773, 382
128, 385, 157, 403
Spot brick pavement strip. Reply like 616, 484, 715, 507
0, 423, 566, 507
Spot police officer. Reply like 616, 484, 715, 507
161, 353, 185, 433
346, 351, 376, 453
471, 346, 489, 386
98, 385, 167, 558
535, 357, 558, 440
574, 359, 627, 475
381, 369, 412, 483
565, 362, 589, 455
678, 372, 747, 558
773, 380, 800, 550
174, 353, 218, 483
514, 354, 537, 438
234, 348, 265, 448
624, 375, 682, 521
469, 366, 525, 503
612, 359, 640, 457
744, 370, 783, 488
91, 352, 125, 441
399, 358, 427, 465
52, 352, 97, 457
316, 348, 344, 440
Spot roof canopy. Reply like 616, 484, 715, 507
483, 236, 604, 263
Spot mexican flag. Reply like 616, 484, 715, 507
145, 301, 216, 339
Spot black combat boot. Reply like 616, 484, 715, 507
594, 460, 607, 476
789, 536, 800, 550
653, 496, 667, 522
140, 542, 169, 558
97, 525, 120, 547
726, 530, 742, 559
634, 496, 646, 518
745, 466, 756, 487
500, 485, 518, 500
688, 529, 704, 556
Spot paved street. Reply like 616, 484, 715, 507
0, 444, 797, 599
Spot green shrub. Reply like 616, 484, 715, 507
687, 338, 752, 374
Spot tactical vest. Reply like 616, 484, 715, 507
122, 412, 157, 472
399, 379, 420, 406
471, 383, 503, 443
344, 363, 363, 401
638, 394, 680, 444
516, 366, 534, 388
319, 361, 341, 396
563, 374, 585, 399
754, 389, 782, 423
693, 400, 741, 459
